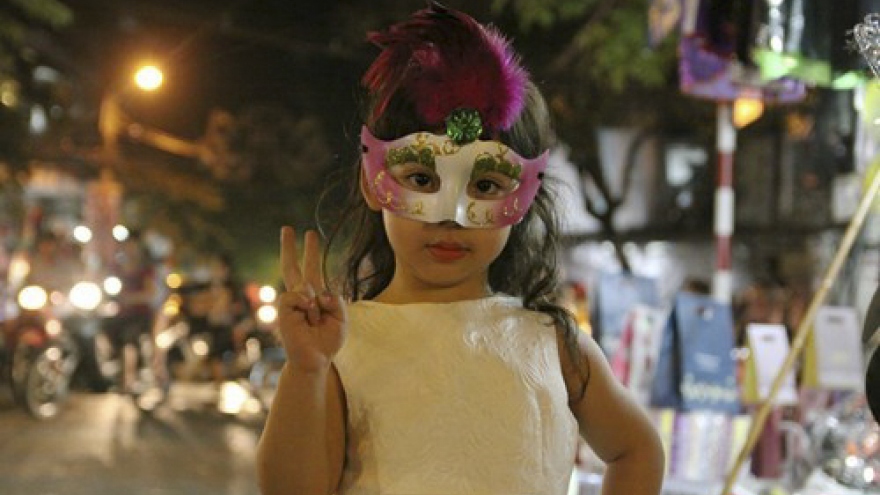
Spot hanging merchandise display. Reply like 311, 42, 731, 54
801, 306, 865, 391
741, 323, 799, 406
650, 291, 741, 413
678, 0, 806, 103
610, 304, 666, 405
752, 0, 880, 89
592, 271, 660, 358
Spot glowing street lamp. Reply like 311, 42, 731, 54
133, 64, 163, 92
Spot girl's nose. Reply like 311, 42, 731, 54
434, 220, 464, 229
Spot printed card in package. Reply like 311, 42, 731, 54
610, 304, 665, 405
650, 292, 740, 413
594, 272, 659, 359
803, 305, 865, 391
742, 323, 799, 405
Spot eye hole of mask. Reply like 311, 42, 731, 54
388, 162, 441, 193
467, 171, 519, 199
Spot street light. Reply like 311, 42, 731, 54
133, 64, 163, 92
88, 63, 167, 269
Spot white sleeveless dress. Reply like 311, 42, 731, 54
333, 295, 579, 495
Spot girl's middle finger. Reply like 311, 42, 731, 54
302, 230, 323, 291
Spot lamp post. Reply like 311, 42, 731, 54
86, 63, 165, 269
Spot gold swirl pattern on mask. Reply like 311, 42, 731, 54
373, 171, 425, 216
501, 198, 521, 218
466, 201, 495, 226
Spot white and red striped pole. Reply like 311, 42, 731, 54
713, 102, 737, 303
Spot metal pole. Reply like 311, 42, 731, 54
713, 102, 737, 303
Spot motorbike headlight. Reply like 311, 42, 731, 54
70, 282, 103, 311
257, 304, 278, 324
103, 276, 122, 296
18, 285, 48, 310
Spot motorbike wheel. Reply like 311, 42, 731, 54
20, 346, 75, 420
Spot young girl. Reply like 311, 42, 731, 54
257, 3, 664, 494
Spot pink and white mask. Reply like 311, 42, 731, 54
361, 126, 548, 228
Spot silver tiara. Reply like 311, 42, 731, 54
854, 14, 880, 78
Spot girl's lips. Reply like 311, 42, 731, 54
426, 242, 468, 262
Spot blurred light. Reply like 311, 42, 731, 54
73, 225, 93, 244
155, 329, 176, 350
257, 304, 278, 324
134, 65, 163, 92
45, 319, 62, 337
192, 338, 210, 357
865, 466, 876, 484
9, 255, 30, 286
218, 381, 249, 415
162, 298, 180, 317
70, 281, 102, 311
112, 225, 129, 242
33, 66, 61, 83
1, 79, 20, 107
30, 105, 48, 134
103, 276, 122, 296
733, 97, 764, 128
18, 285, 48, 310
770, 36, 783, 53
166, 272, 183, 289
258, 285, 277, 303
46, 346, 62, 361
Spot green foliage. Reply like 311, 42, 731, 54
8, 0, 73, 28
492, 0, 595, 30
574, 6, 676, 93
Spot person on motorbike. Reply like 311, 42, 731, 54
196, 252, 254, 389
106, 230, 158, 394
24, 230, 83, 293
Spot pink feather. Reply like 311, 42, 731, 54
363, 2, 528, 132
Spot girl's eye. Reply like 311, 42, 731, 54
389, 164, 440, 193
469, 173, 517, 199
405, 172, 437, 191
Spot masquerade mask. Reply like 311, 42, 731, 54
361, 126, 548, 228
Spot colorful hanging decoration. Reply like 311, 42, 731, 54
677, 0, 806, 103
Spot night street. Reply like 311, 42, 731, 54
0, 383, 264, 495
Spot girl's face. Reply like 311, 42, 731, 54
377, 212, 510, 303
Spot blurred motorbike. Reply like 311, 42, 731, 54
0, 280, 95, 419
135, 281, 283, 416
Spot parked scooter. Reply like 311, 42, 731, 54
0, 280, 90, 419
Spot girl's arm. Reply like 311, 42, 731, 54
561, 331, 665, 495
256, 362, 346, 495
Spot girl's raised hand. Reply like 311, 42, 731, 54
277, 226, 347, 373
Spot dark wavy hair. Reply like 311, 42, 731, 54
319, 78, 590, 400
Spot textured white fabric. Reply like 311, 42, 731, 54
333, 295, 578, 495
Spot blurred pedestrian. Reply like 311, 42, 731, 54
257, 4, 664, 495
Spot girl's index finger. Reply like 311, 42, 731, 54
280, 226, 303, 292
301, 229, 323, 291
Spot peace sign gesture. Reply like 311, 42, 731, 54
277, 226, 347, 373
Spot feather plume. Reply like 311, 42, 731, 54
362, 2, 528, 132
